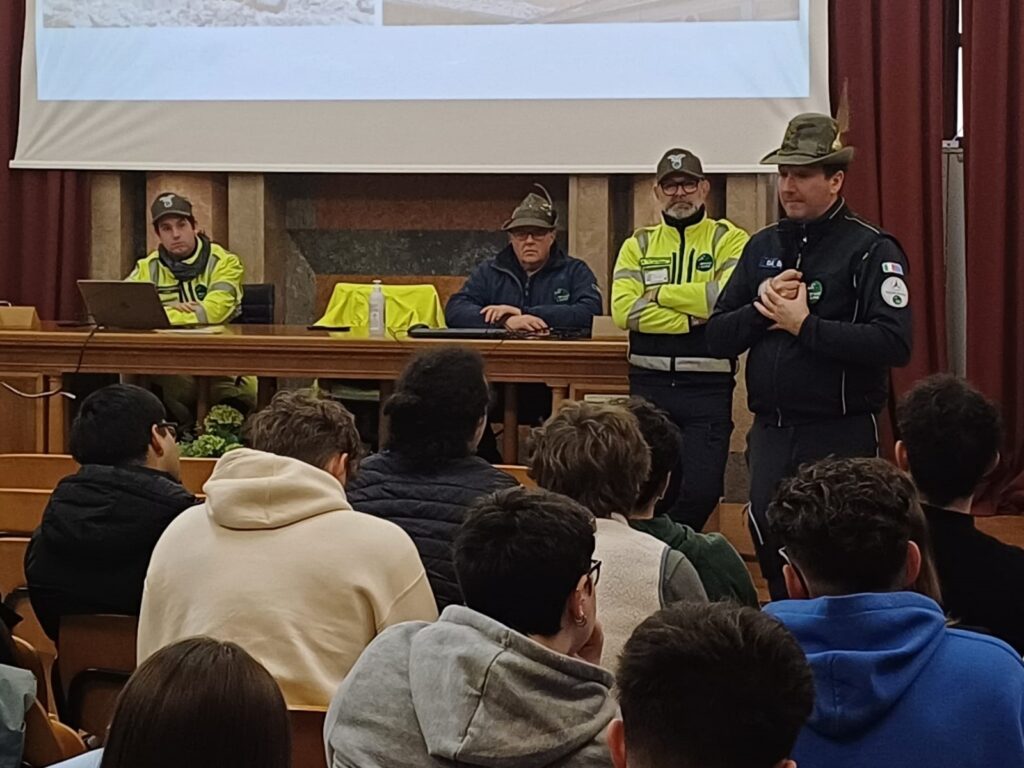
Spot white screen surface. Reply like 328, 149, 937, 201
15, 0, 830, 173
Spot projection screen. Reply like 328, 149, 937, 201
13, 0, 830, 173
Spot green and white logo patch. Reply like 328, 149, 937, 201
807, 280, 823, 304
553, 287, 570, 303
195, 285, 208, 300
880, 276, 909, 308
695, 253, 714, 272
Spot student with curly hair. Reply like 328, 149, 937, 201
765, 457, 1024, 768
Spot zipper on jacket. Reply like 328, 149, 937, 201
686, 248, 696, 283
492, 264, 527, 306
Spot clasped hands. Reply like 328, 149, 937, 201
480, 305, 549, 334
754, 269, 809, 335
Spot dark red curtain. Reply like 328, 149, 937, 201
963, 0, 1024, 515
827, 1, 952, 456
1, 1, 91, 320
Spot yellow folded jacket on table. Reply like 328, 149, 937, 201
316, 283, 446, 331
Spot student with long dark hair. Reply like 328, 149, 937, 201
52, 636, 291, 768
347, 347, 517, 609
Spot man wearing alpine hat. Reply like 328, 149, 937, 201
445, 185, 602, 333
611, 148, 749, 531
706, 113, 913, 599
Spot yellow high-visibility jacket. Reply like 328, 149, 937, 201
126, 237, 244, 325
612, 214, 749, 372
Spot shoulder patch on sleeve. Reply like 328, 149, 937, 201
881, 262, 905, 276
881, 276, 909, 308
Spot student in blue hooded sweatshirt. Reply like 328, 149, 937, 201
765, 457, 1024, 768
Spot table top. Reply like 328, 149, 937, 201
0, 324, 629, 383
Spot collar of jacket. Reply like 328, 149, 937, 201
661, 205, 707, 235
158, 234, 212, 282
492, 243, 567, 281
777, 197, 847, 240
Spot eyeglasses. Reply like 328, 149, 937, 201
156, 420, 178, 439
509, 228, 552, 241
660, 179, 700, 195
586, 559, 602, 587
778, 547, 808, 596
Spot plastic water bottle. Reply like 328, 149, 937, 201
368, 280, 386, 337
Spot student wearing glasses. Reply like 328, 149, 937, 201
612, 149, 749, 531
325, 487, 615, 768
444, 185, 602, 333
26, 384, 196, 641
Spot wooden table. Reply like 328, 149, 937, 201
0, 324, 629, 460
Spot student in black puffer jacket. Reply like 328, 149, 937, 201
26, 384, 196, 641
347, 348, 518, 610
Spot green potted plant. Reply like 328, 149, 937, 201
179, 404, 245, 458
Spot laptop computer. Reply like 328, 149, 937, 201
77, 280, 171, 330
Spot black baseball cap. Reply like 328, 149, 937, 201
150, 192, 194, 224
656, 149, 706, 184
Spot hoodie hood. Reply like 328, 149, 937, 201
407, 605, 615, 768
38, 464, 196, 558
203, 448, 351, 530
765, 592, 947, 739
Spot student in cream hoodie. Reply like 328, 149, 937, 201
138, 389, 437, 708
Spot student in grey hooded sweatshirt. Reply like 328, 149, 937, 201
324, 486, 615, 768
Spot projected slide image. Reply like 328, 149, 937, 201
382, 0, 798, 26
42, 0, 377, 28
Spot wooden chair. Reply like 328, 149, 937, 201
0, 535, 55, 660
0, 489, 50, 535
290, 707, 328, 768
10, 635, 85, 767
56, 614, 138, 737
495, 464, 535, 488
0, 453, 216, 496
976, 515, 1024, 548
0, 454, 75, 491
23, 696, 86, 767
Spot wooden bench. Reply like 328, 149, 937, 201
0, 454, 216, 495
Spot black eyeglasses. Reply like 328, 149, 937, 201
156, 420, 178, 439
586, 559, 602, 587
660, 179, 700, 195
778, 547, 808, 596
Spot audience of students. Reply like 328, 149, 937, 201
25, 365, 1024, 768
324, 486, 615, 768
529, 401, 707, 669
26, 384, 196, 640
896, 373, 1024, 652
137, 388, 436, 707
765, 457, 1024, 768
622, 397, 757, 606
347, 347, 517, 609
50, 636, 291, 768
612, 602, 814, 768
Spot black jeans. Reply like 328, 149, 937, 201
630, 371, 734, 531
747, 413, 879, 600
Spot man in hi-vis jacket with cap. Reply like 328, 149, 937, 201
445, 186, 602, 332
612, 149, 749, 531
706, 113, 913, 600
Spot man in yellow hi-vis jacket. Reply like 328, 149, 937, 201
127, 192, 244, 325
612, 149, 749, 530
126, 192, 252, 422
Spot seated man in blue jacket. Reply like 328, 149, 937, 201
445, 186, 602, 332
